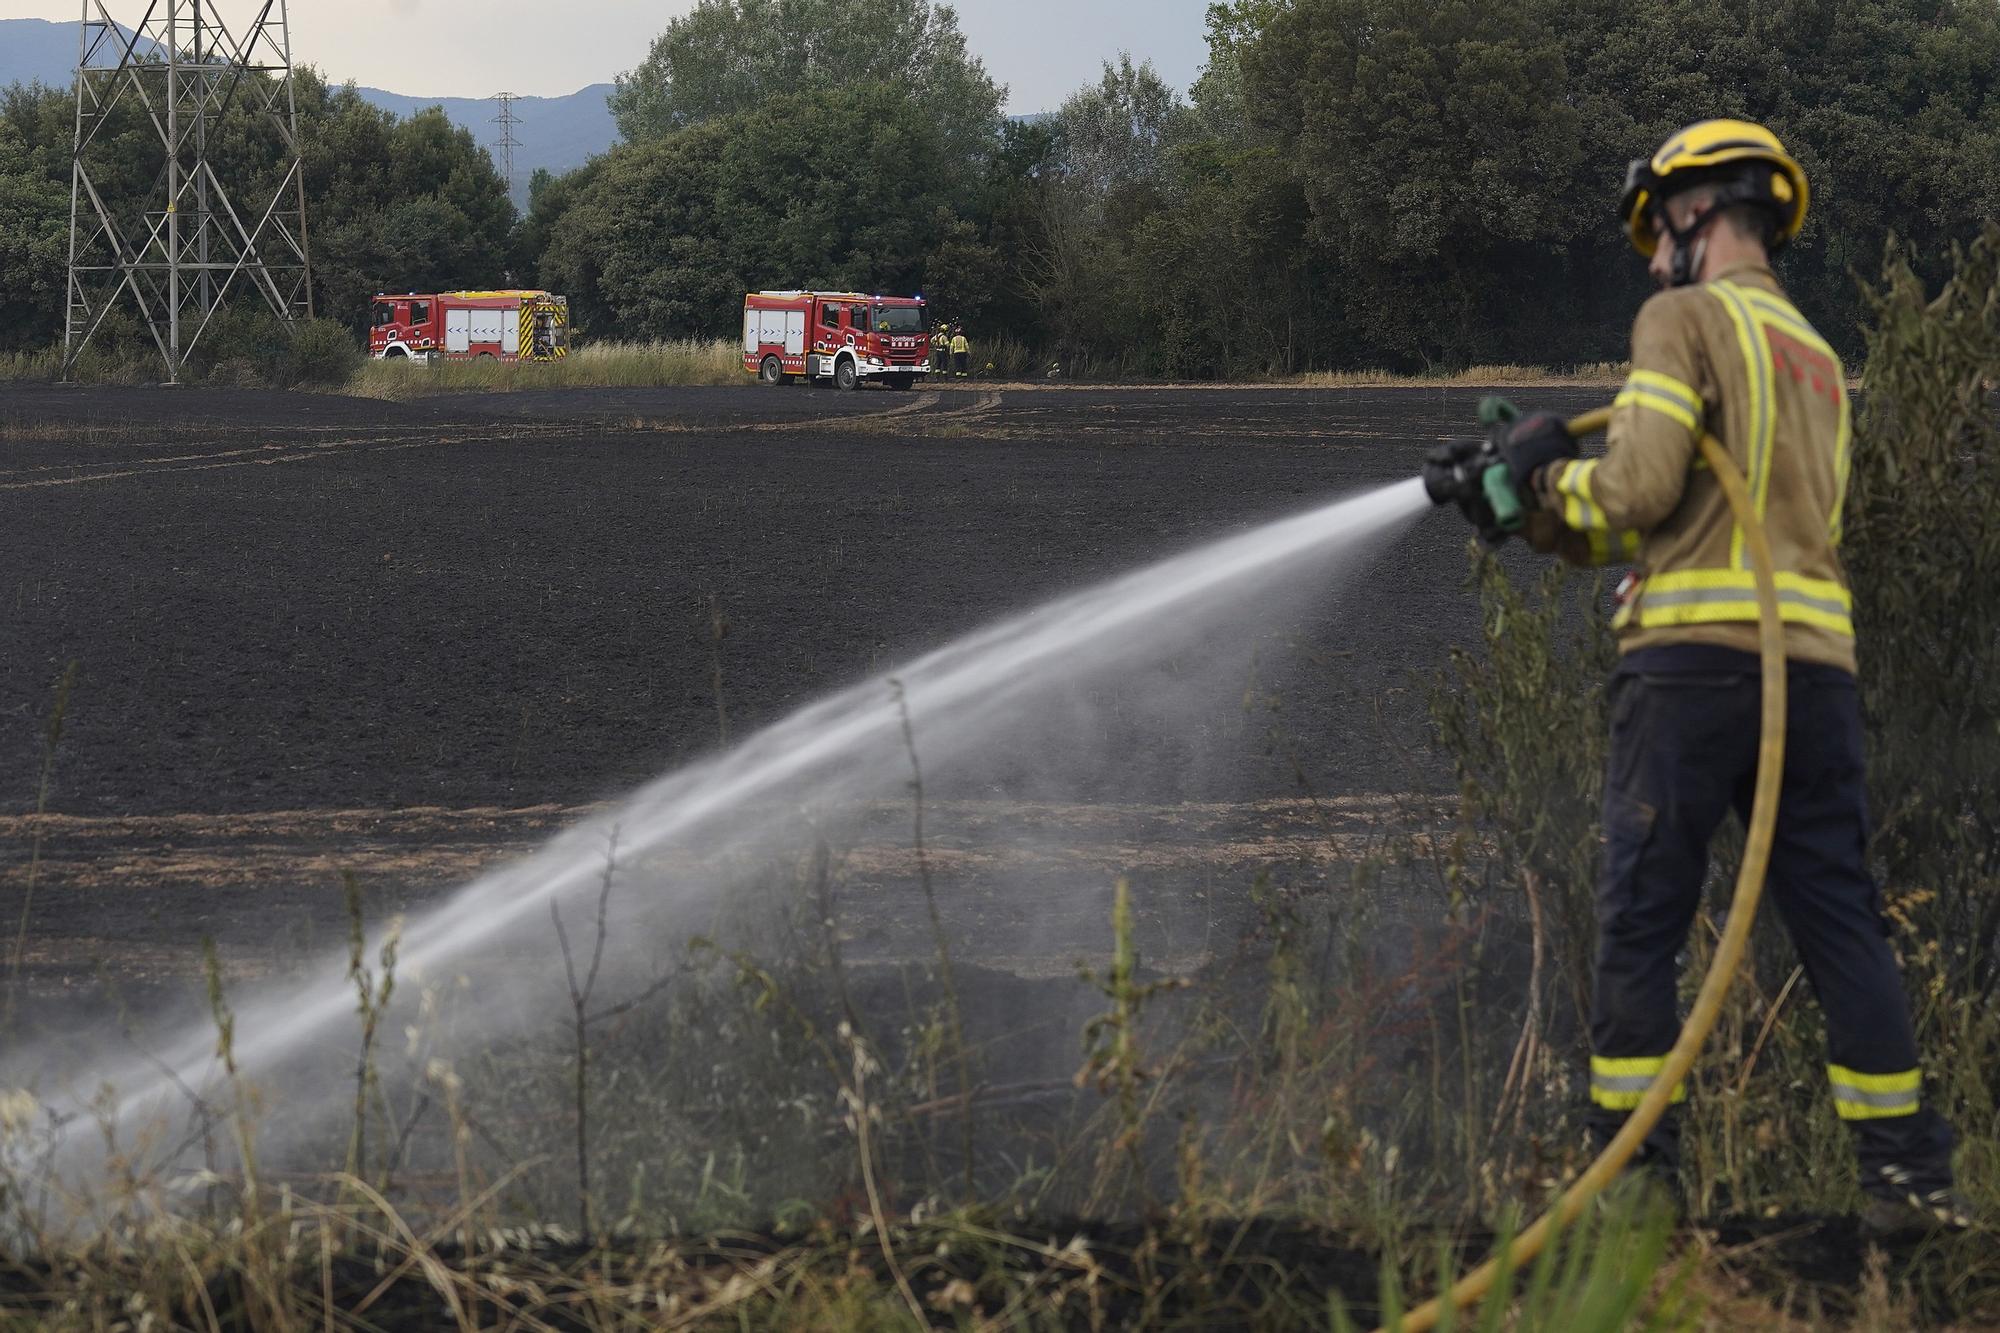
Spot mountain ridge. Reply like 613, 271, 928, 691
0, 18, 614, 208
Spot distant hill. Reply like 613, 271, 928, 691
0, 17, 160, 88
0, 18, 614, 210
354, 84, 616, 208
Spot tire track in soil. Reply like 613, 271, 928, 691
0, 426, 583, 489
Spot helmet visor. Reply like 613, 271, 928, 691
1620, 158, 1660, 256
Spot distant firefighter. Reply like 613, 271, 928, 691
951, 325, 970, 379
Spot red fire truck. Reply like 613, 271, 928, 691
369, 290, 570, 363
742, 290, 929, 390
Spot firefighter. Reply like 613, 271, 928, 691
932, 321, 950, 374
951, 324, 970, 379
1480, 119, 1966, 1233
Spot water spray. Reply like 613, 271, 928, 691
28, 471, 1437, 1166
1393, 407, 1787, 1332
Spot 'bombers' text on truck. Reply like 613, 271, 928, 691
742, 290, 929, 390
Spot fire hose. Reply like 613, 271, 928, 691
1392, 405, 1787, 1332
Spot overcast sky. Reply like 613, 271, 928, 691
0, 0, 1216, 109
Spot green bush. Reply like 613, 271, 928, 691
283, 317, 363, 387
182, 305, 293, 384
1845, 225, 2000, 1184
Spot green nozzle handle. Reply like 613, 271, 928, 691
1477, 395, 1520, 429
1482, 462, 1525, 532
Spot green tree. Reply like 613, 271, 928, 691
0, 108, 69, 351
1019, 56, 1191, 372
543, 84, 961, 341
1052, 54, 1187, 202
609, 0, 1003, 163
303, 90, 516, 326
919, 210, 1002, 328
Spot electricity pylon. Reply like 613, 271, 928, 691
492, 91, 522, 198
63, 1, 314, 383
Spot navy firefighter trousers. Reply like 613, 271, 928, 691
1586, 645, 1954, 1197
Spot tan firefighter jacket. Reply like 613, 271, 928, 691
1528, 261, 1857, 674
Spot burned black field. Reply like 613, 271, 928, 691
2, 380, 1975, 1330
0, 381, 1593, 972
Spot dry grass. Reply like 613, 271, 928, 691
1287, 361, 1630, 388
345, 338, 743, 399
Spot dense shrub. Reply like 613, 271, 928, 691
284, 317, 364, 387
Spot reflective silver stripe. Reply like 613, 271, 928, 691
1830, 1082, 1919, 1111
1591, 1073, 1655, 1094
1642, 584, 1851, 619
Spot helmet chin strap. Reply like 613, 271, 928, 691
1660, 204, 1719, 288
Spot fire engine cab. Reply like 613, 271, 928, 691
370, 290, 570, 363
742, 290, 929, 390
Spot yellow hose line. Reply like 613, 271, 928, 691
1388, 407, 1788, 1333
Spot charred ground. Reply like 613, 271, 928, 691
0, 381, 1592, 966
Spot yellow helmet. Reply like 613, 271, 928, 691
1619, 118, 1809, 261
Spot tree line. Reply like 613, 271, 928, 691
4, 0, 1998, 376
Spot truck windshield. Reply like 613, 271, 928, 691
874, 306, 924, 334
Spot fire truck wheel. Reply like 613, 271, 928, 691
758, 355, 784, 386
833, 357, 859, 392
384, 346, 408, 359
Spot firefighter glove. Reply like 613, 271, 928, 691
1499, 412, 1579, 498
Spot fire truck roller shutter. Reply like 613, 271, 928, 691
758, 308, 788, 349
446, 306, 471, 353
469, 307, 508, 347
742, 308, 758, 353
785, 310, 805, 355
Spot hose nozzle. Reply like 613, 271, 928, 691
1423, 396, 1527, 543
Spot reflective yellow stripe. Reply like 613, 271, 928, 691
1590, 1054, 1685, 1110
1583, 528, 1642, 566
1828, 1065, 1920, 1093
1828, 1064, 1921, 1120
1737, 289, 1837, 358
1631, 568, 1854, 636
1711, 282, 1775, 569
1555, 458, 1608, 532
1736, 288, 1853, 544
1613, 386, 1700, 433
1830, 395, 1853, 545
1617, 369, 1701, 433
1627, 368, 1701, 410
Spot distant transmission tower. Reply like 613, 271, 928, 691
63, 1, 314, 383
492, 92, 522, 197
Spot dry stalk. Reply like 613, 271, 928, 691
6, 660, 78, 1030
1491, 866, 1549, 1141
709, 594, 730, 745
889, 677, 975, 1200
550, 827, 618, 1245
837, 1022, 926, 1326
342, 871, 401, 1193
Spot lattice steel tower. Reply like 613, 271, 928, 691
63, 1, 314, 382
492, 91, 522, 197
